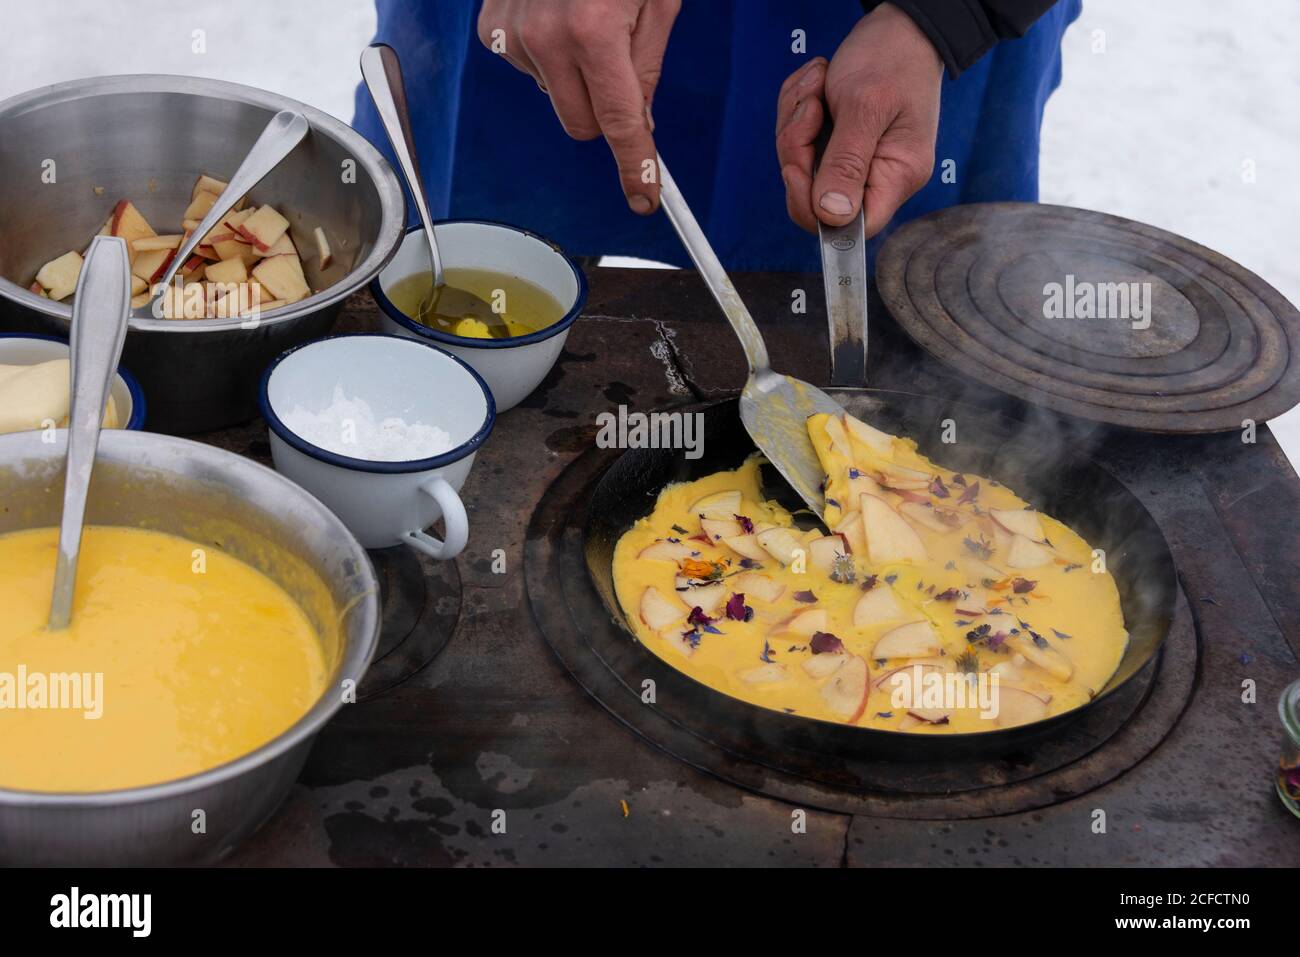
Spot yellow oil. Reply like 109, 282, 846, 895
388, 267, 565, 339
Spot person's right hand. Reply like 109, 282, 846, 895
477, 0, 680, 214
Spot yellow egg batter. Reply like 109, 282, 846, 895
0, 525, 328, 792
613, 411, 1129, 733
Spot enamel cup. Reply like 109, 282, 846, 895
371, 221, 587, 412
260, 333, 494, 556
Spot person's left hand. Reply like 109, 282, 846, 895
775, 3, 943, 236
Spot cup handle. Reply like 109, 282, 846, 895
402, 476, 468, 560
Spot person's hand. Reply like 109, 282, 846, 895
776, 3, 943, 236
477, 0, 680, 214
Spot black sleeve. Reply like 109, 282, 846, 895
860, 0, 1060, 78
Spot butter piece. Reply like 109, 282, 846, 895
0, 359, 119, 433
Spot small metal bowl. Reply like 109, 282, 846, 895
0, 429, 381, 865
0, 75, 406, 434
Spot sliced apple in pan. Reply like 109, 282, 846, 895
235, 204, 291, 252
34, 250, 84, 301
688, 489, 742, 520
821, 413, 853, 457
313, 225, 333, 269
861, 493, 927, 564
699, 517, 744, 542
807, 535, 848, 574
776, 608, 828, 637
130, 234, 184, 253
732, 571, 785, 604
954, 587, 995, 616
876, 462, 932, 491
907, 708, 951, 724
871, 662, 942, 694
191, 173, 229, 200
961, 556, 1007, 584
637, 539, 697, 562
820, 654, 869, 722
674, 578, 727, 617
720, 533, 769, 562
203, 256, 248, 286
1006, 633, 1073, 681
130, 248, 171, 284
898, 713, 926, 730
801, 652, 848, 680
755, 526, 804, 566
898, 501, 958, 533
639, 586, 686, 630
658, 626, 696, 658
738, 662, 788, 685
872, 620, 942, 659
853, 584, 905, 627
993, 686, 1051, 727
842, 413, 895, 455
989, 507, 1046, 542
1006, 533, 1053, 569
845, 468, 884, 501
832, 510, 866, 556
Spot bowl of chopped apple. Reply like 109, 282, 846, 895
0, 75, 406, 434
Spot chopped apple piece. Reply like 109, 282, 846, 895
846, 468, 884, 500
720, 534, 769, 562
832, 510, 867, 556
313, 225, 333, 268
639, 586, 685, 631
732, 571, 785, 604
203, 257, 248, 286
658, 627, 696, 658
990, 508, 1046, 542
876, 462, 932, 491
255, 232, 298, 258
842, 413, 895, 455
821, 654, 869, 721
676, 580, 726, 617
801, 652, 847, 680
250, 254, 310, 303
871, 662, 942, 693
130, 234, 183, 253
954, 587, 995, 616
738, 663, 788, 685
110, 200, 156, 244
129, 292, 151, 309
853, 584, 905, 627
236, 205, 291, 252
873, 621, 942, 659
191, 173, 230, 200
899, 501, 960, 533
1006, 534, 1053, 569
755, 527, 804, 566
34, 250, 84, 301
688, 490, 743, 520
994, 686, 1051, 727
129, 248, 170, 284
183, 190, 221, 222
860, 493, 928, 564
776, 608, 828, 637
700, 517, 744, 542
637, 539, 697, 562
821, 413, 853, 457
1006, 633, 1073, 681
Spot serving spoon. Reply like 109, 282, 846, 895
148, 108, 310, 313
656, 153, 843, 522
48, 236, 132, 629
360, 42, 507, 337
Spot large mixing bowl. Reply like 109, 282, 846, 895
0, 430, 382, 865
0, 75, 406, 434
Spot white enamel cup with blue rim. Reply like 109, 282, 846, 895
0, 333, 146, 430
259, 333, 495, 556
370, 221, 587, 412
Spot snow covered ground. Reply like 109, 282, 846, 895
2, 0, 1296, 466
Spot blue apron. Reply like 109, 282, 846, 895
353, 0, 1081, 272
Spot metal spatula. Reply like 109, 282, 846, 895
656, 154, 843, 522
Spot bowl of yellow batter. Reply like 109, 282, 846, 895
0, 429, 381, 864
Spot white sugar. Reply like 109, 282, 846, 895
281, 384, 453, 461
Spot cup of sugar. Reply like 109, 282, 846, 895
259, 333, 495, 557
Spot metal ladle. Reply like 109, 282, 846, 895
48, 236, 132, 629
360, 42, 507, 337
657, 153, 844, 522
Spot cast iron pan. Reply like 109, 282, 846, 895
581, 390, 1177, 760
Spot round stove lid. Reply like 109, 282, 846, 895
876, 203, 1300, 433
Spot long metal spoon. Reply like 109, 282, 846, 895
657, 153, 843, 521
147, 109, 310, 313
48, 236, 132, 629
360, 42, 507, 336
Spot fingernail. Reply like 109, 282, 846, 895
819, 191, 854, 215
799, 63, 823, 89
629, 194, 653, 214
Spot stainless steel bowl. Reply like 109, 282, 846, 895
0, 429, 381, 865
0, 75, 406, 434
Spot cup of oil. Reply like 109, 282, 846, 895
371, 221, 587, 412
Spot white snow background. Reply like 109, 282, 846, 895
1, 0, 1296, 465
